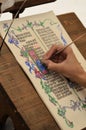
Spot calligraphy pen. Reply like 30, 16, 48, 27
0, 0, 28, 53
50, 32, 86, 61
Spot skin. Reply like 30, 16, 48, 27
42, 44, 86, 87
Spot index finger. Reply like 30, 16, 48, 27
43, 44, 64, 60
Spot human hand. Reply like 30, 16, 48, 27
43, 44, 86, 85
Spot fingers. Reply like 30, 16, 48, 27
63, 45, 73, 55
43, 59, 63, 73
43, 44, 64, 60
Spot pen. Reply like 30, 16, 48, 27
50, 32, 86, 61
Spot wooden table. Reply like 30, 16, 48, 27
0, 83, 30, 130
0, 13, 86, 130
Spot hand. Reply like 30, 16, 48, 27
43, 44, 86, 86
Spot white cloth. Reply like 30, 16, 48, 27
1, 0, 15, 12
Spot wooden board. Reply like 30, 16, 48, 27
0, 13, 86, 130
0, 83, 30, 130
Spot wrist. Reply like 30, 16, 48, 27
76, 71, 86, 87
